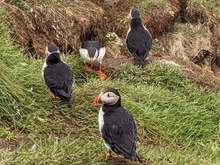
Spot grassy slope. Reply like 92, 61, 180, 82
0, 4, 220, 165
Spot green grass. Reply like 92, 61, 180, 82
173, 23, 209, 38
0, 5, 220, 165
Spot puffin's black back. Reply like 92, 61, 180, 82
126, 18, 152, 65
101, 106, 137, 160
44, 61, 73, 104
81, 41, 103, 50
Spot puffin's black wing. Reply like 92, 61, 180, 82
102, 107, 137, 160
126, 26, 152, 58
44, 62, 73, 100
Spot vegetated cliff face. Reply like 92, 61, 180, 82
2, 0, 220, 90
2, 1, 104, 57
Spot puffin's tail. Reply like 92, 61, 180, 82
133, 53, 145, 66
66, 98, 72, 108
136, 154, 143, 163
56, 90, 72, 108
130, 153, 142, 163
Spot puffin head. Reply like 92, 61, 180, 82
46, 43, 60, 55
128, 8, 140, 19
45, 43, 61, 64
92, 87, 121, 107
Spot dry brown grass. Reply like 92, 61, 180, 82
186, 1, 213, 24
2, 1, 104, 57
142, 8, 176, 38
90, 0, 178, 40
210, 20, 220, 56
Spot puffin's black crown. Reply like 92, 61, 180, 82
101, 87, 120, 97
47, 43, 59, 53
46, 43, 61, 64
130, 8, 140, 19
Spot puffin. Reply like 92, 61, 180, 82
42, 43, 73, 108
79, 41, 106, 79
126, 8, 152, 65
92, 87, 140, 162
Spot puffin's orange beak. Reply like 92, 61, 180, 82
92, 94, 101, 106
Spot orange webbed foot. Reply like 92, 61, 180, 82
96, 70, 107, 80
84, 64, 93, 72
49, 92, 60, 102
106, 151, 112, 160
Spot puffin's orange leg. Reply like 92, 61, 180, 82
84, 63, 93, 72
106, 151, 112, 158
96, 64, 106, 80
54, 96, 60, 101
49, 92, 60, 102
49, 92, 56, 99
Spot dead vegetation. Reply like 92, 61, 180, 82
2, 0, 178, 56
2, 1, 104, 56
186, 2, 209, 24
93, 0, 178, 39
149, 0, 220, 90
142, 8, 176, 38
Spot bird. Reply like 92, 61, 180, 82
126, 8, 152, 65
92, 87, 140, 162
42, 42, 73, 108
79, 40, 106, 79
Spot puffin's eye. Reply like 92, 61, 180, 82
107, 93, 110, 97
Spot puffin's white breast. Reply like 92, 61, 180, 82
126, 26, 131, 40
98, 107, 111, 151
79, 48, 91, 63
143, 24, 152, 39
98, 107, 104, 133
96, 47, 106, 64
42, 61, 47, 80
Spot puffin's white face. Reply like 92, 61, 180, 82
100, 91, 120, 105
45, 46, 49, 56
128, 8, 140, 19
128, 9, 132, 19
